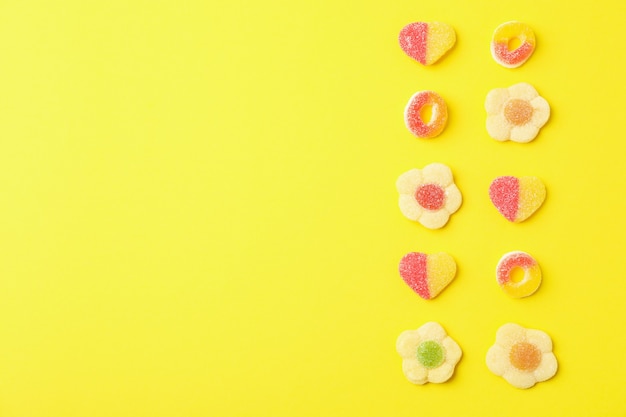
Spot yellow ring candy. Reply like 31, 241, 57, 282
491, 21, 536, 68
496, 251, 542, 298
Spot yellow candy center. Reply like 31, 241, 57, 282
509, 342, 541, 371
504, 99, 533, 126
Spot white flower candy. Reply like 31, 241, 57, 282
485, 82, 550, 143
486, 323, 558, 389
396, 322, 462, 384
396, 163, 462, 229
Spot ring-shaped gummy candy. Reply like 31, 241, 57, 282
491, 21, 536, 68
404, 91, 448, 138
496, 251, 542, 298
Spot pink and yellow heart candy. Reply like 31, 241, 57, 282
399, 22, 456, 66
489, 176, 546, 223
399, 252, 457, 300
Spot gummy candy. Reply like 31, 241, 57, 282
399, 252, 456, 299
399, 22, 456, 65
496, 251, 542, 298
404, 91, 448, 138
489, 176, 546, 222
491, 21, 536, 68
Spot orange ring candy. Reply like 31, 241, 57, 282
496, 251, 542, 298
404, 91, 448, 138
491, 21, 536, 68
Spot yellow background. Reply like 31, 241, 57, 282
0, 0, 624, 416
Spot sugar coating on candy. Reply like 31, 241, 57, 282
399, 252, 456, 299
486, 83, 550, 143
489, 176, 519, 221
493, 41, 533, 67
489, 176, 546, 222
496, 251, 542, 298
424, 22, 456, 64
486, 323, 558, 389
396, 163, 462, 229
417, 340, 445, 368
509, 342, 542, 371
497, 252, 535, 284
416, 184, 445, 210
399, 22, 428, 64
426, 252, 457, 298
399, 252, 429, 299
404, 91, 448, 138
491, 21, 536, 68
517, 177, 547, 221
396, 322, 462, 384
504, 99, 533, 125
399, 22, 456, 65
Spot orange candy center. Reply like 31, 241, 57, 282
509, 342, 541, 371
504, 99, 533, 126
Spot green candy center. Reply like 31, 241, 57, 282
417, 340, 445, 369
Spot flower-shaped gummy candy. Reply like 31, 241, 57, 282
486, 323, 558, 389
396, 322, 462, 384
396, 163, 462, 229
485, 83, 550, 143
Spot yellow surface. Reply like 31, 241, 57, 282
0, 1, 624, 416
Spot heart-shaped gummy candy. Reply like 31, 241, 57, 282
399, 252, 456, 299
398, 22, 456, 65
489, 176, 546, 223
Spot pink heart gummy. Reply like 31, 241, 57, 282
399, 22, 456, 65
398, 252, 457, 299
